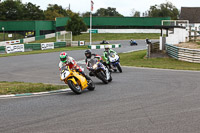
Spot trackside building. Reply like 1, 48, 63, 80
0, 17, 170, 37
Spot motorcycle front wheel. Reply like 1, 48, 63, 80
116, 64, 122, 73
108, 74, 112, 82
67, 80, 82, 94
98, 71, 108, 84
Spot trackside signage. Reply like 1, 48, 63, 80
6, 44, 24, 54
41, 42, 54, 50
79, 41, 85, 46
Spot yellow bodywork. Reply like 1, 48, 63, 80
62, 66, 88, 90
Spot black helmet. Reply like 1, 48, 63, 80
85, 49, 92, 58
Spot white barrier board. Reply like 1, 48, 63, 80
6, 44, 24, 54
41, 42, 54, 50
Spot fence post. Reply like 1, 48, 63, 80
189, 26, 191, 41
146, 44, 151, 58
194, 27, 197, 42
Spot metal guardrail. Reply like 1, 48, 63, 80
166, 44, 200, 63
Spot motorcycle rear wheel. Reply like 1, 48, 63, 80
87, 77, 95, 91
67, 80, 82, 94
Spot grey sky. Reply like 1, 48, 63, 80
22, 0, 200, 16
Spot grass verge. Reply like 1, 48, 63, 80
0, 33, 24, 41
32, 33, 160, 43
119, 50, 200, 71
0, 46, 88, 57
0, 81, 67, 95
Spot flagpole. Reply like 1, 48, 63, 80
90, 0, 92, 46
90, 11, 92, 45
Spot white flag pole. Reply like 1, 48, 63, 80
90, 0, 93, 45
90, 12, 92, 45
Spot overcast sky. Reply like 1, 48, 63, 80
22, 0, 200, 16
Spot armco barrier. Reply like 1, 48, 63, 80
88, 44, 121, 49
54, 42, 66, 48
166, 44, 200, 63
35, 35, 45, 41
24, 43, 41, 50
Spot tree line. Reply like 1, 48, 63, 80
0, 0, 179, 20
0, 0, 180, 35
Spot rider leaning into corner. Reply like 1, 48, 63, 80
84, 49, 105, 76
85, 49, 110, 78
59, 52, 90, 80
103, 45, 117, 70
85, 49, 103, 65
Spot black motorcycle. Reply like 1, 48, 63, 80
100, 40, 109, 44
88, 58, 112, 84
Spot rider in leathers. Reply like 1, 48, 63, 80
103, 45, 117, 70
59, 52, 90, 79
84, 49, 109, 76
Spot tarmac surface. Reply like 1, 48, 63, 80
1, 40, 200, 133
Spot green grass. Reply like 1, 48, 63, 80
0, 81, 67, 95
119, 50, 200, 71
0, 46, 88, 57
32, 33, 160, 43
31, 37, 56, 43
0, 33, 24, 41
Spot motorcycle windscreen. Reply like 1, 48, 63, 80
89, 58, 98, 68
60, 66, 70, 80
109, 53, 116, 62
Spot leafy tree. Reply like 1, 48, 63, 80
133, 11, 140, 17
23, 2, 44, 20
81, 11, 91, 17
66, 13, 87, 35
0, 0, 24, 20
148, 2, 179, 19
130, 9, 140, 17
94, 7, 123, 17
44, 4, 68, 20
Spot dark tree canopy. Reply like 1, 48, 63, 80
0, 0, 24, 20
93, 7, 123, 17
148, 2, 179, 19
66, 13, 87, 35
0, 0, 44, 20
44, 4, 69, 20
23, 2, 44, 20
82, 12, 91, 17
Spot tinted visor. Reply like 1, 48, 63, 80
60, 57, 67, 62
85, 53, 91, 58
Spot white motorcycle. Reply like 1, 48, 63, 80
109, 53, 122, 73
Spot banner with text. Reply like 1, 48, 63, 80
41, 42, 54, 50
6, 44, 24, 54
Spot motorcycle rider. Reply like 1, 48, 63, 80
103, 45, 117, 70
59, 52, 90, 80
84, 49, 105, 76
130, 39, 137, 45
145, 38, 151, 44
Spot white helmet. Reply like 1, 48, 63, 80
104, 45, 110, 51
105, 45, 110, 48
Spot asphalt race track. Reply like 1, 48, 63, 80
1, 40, 200, 133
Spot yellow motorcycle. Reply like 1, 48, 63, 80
60, 66, 95, 94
